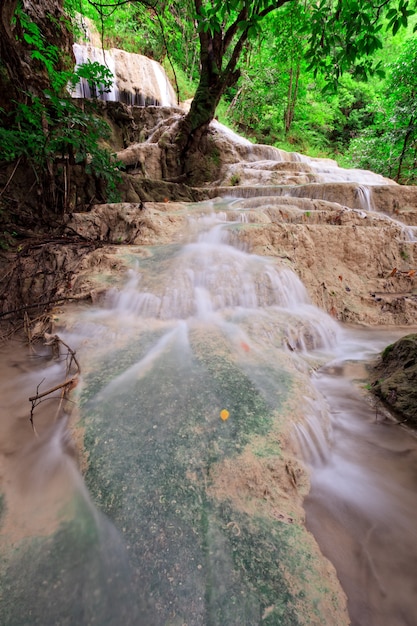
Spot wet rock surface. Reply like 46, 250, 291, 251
87, 104, 417, 326
370, 333, 417, 426
64, 193, 417, 327
2, 57, 417, 626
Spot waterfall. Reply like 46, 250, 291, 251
4, 31, 417, 621
71, 43, 177, 107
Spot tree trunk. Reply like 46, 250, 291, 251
396, 115, 415, 182
0, 0, 73, 114
0, 0, 29, 107
180, 71, 226, 144
175, 25, 241, 176
284, 62, 300, 135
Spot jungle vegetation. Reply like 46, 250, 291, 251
0, 0, 417, 227
79, 0, 417, 183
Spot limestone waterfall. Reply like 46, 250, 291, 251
2, 42, 417, 626
71, 43, 177, 107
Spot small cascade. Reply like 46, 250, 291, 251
211, 121, 397, 188
102, 207, 339, 354
210, 182, 417, 222
293, 398, 332, 467
303, 328, 417, 626
71, 43, 177, 107
356, 184, 374, 211
404, 225, 417, 241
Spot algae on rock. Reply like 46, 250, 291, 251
370, 333, 417, 426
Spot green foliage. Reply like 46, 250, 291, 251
345, 36, 417, 182
382, 344, 394, 359
0, 9, 121, 209
75, 0, 417, 158
221, 7, 339, 153
18, 10, 61, 82
303, 0, 415, 86
70, 59, 114, 97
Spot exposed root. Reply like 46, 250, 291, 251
0, 237, 100, 339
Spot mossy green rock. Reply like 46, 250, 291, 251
74, 322, 347, 625
371, 333, 417, 426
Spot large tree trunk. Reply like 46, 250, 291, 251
179, 68, 227, 149
175, 0, 291, 166
0, 0, 73, 113
174, 24, 241, 179
0, 0, 30, 108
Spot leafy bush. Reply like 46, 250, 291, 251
345, 37, 417, 182
0, 10, 122, 212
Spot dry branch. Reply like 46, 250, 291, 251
28, 376, 78, 402
29, 334, 81, 429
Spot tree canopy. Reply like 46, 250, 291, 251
82, 0, 417, 140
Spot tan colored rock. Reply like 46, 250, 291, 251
116, 143, 163, 178
65, 202, 187, 245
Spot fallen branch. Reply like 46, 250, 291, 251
29, 376, 78, 403
0, 294, 90, 319
29, 335, 81, 430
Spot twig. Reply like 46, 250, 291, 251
29, 377, 78, 403
29, 335, 81, 430
46, 335, 81, 374
0, 294, 90, 319
0, 157, 22, 199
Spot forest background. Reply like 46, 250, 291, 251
69, 0, 417, 184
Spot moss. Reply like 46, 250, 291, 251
68, 317, 345, 624
370, 334, 417, 426
76, 320, 332, 624
381, 343, 394, 360
0, 496, 151, 626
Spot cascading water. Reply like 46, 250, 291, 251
2, 185, 417, 624
303, 327, 417, 626
3, 47, 417, 619
0, 201, 353, 625
71, 43, 177, 106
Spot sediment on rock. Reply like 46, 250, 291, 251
370, 334, 417, 426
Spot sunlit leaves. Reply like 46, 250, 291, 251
303, 0, 416, 87
195, 0, 287, 37
346, 35, 417, 183
387, 0, 415, 35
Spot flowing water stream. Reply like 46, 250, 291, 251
1, 197, 417, 625
304, 328, 417, 626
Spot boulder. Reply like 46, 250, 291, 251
371, 334, 417, 426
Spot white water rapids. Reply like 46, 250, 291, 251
71, 43, 177, 106
1, 194, 417, 625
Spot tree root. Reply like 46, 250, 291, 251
29, 334, 81, 431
